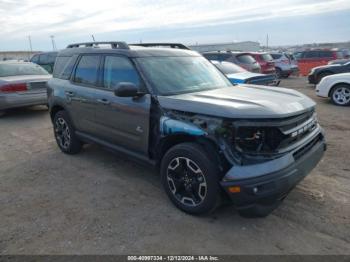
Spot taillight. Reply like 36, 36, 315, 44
0, 83, 28, 93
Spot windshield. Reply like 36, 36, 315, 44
0, 63, 49, 77
214, 61, 246, 74
136, 56, 232, 96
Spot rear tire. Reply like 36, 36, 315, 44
160, 142, 221, 215
53, 110, 82, 154
330, 84, 350, 106
275, 68, 282, 79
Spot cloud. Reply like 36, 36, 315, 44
0, 0, 349, 42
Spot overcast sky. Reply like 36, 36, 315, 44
0, 0, 350, 51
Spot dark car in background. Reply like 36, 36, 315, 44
328, 59, 350, 65
308, 61, 350, 84
30, 51, 58, 74
211, 60, 279, 86
0, 61, 51, 115
202, 51, 261, 73
247, 52, 275, 74
294, 49, 344, 76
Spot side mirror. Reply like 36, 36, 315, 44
114, 82, 142, 97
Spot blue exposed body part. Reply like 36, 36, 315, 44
160, 116, 206, 136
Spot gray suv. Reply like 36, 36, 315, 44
48, 42, 326, 217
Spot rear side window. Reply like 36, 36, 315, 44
304, 51, 319, 58
236, 54, 256, 64
74, 55, 101, 85
53, 56, 75, 79
336, 51, 344, 59
30, 55, 39, 63
318, 51, 333, 58
103, 56, 140, 89
271, 54, 282, 59
261, 53, 273, 61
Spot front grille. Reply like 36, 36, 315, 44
293, 134, 322, 160
233, 110, 318, 155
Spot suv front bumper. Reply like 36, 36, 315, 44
220, 130, 326, 210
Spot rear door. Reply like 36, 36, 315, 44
93, 55, 151, 154
65, 54, 102, 134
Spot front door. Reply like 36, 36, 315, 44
93, 55, 151, 154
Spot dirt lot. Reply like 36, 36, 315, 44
0, 76, 349, 255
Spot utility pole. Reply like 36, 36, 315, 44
27, 35, 33, 60
28, 36, 33, 52
50, 35, 57, 51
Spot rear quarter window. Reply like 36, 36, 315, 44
53, 56, 75, 79
236, 54, 256, 64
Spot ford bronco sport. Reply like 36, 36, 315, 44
47, 42, 326, 217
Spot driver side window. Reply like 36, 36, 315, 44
103, 56, 140, 89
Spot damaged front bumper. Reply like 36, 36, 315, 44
220, 127, 326, 210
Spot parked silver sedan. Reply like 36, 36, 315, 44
0, 61, 51, 115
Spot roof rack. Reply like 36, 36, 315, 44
66, 41, 129, 49
130, 43, 190, 50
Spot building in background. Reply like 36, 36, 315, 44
0, 51, 40, 61
189, 41, 261, 53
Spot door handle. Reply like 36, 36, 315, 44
65, 91, 75, 97
97, 98, 110, 105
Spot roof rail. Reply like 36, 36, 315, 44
66, 41, 129, 49
130, 43, 190, 50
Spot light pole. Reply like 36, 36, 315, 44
27, 35, 33, 60
50, 35, 57, 51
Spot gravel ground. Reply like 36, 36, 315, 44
0, 76, 349, 255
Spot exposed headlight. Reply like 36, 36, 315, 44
234, 126, 285, 153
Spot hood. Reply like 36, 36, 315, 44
0, 75, 51, 83
226, 71, 265, 81
157, 85, 315, 119
313, 64, 340, 71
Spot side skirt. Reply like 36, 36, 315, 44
76, 131, 156, 168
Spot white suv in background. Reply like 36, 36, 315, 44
270, 52, 299, 78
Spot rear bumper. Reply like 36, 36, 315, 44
278, 66, 299, 76
0, 92, 47, 110
220, 129, 325, 209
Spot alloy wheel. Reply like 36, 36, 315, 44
333, 87, 350, 105
166, 157, 207, 207
54, 117, 71, 150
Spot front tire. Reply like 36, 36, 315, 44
330, 84, 350, 106
53, 110, 82, 154
160, 142, 221, 215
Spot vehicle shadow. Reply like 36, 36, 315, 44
0, 106, 48, 119
80, 143, 242, 219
